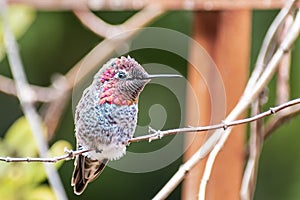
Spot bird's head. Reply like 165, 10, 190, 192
93, 56, 181, 106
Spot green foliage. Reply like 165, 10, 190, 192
0, 5, 36, 61
0, 117, 72, 200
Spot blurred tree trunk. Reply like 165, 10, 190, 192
183, 11, 251, 199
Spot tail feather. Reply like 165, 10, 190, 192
71, 154, 108, 195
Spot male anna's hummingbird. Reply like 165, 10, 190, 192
71, 56, 181, 195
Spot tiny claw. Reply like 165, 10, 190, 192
270, 107, 276, 114
64, 147, 75, 159
148, 130, 163, 142
64, 147, 71, 154
156, 130, 163, 139
148, 126, 157, 133
221, 120, 228, 130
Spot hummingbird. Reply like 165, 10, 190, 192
71, 56, 181, 195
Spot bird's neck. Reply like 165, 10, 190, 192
98, 84, 138, 106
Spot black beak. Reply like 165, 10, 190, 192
127, 74, 182, 81
147, 74, 183, 79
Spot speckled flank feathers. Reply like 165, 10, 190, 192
72, 56, 150, 195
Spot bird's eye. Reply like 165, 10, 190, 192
117, 71, 126, 79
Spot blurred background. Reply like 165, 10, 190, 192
0, 6, 300, 200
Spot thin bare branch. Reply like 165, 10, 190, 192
154, 4, 300, 199
264, 104, 300, 139
241, 11, 294, 199
40, 92, 70, 140
40, 75, 70, 139
0, 74, 63, 102
1, 99, 300, 164
6, 0, 300, 11
244, 0, 296, 96
240, 95, 264, 200
199, 8, 300, 200
73, 9, 119, 38
0, 149, 90, 163
130, 98, 300, 143
73, 4, 165, 38
277, 14, 293, 104
0, 3, 67, 199
152, 97, 300, 200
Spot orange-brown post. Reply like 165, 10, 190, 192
183, 11, 251, 199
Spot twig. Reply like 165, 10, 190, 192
277, 14, 293, 104
241, 16, 294, 193
73, 5, 165, 38
130, 98, 300, 143
240, 95, 264, 200
199, 8, 300, 200
6, 0, 300, 11
151, 97, 300, 200
243, 0, 296, 96
1, 99, 300, 164
264, 104, 300, 139
153, 4, 300, 199
0, 74, 62, 102
262, 13, 295, 140
249, 9, 300, 115
40, 74, 70, 139
241, 11, 294, 199
73, 9, 120, 38
0, 3, 67, 200
0, 149, 90, 163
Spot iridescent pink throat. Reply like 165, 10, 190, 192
98, 81, 137, 106
98, 64, 137, 106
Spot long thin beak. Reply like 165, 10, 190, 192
127, 74, 182, 81
146, 74, 183, 79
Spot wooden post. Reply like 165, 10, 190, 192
183, 11, 251, 199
